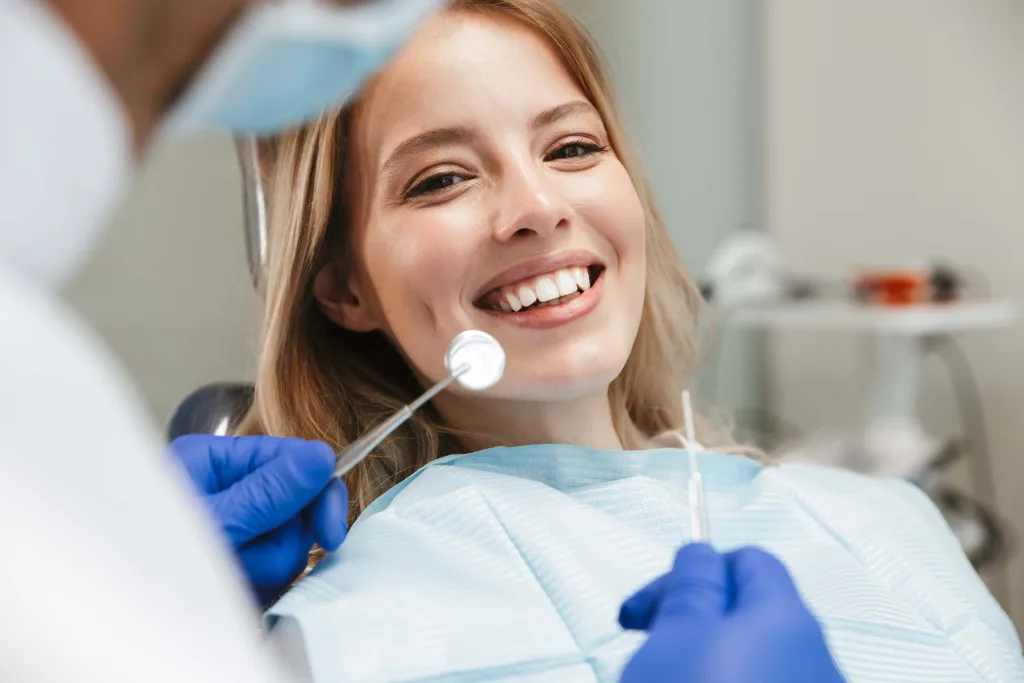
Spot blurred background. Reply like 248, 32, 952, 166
63, 1, 1024, 632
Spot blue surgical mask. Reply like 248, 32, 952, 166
163, 0, 446, 136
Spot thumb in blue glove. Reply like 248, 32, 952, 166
170, 435, 348, 606
619, 543, 730, 631
619, 544, 846, 683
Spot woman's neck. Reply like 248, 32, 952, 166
436, 390, 624, 452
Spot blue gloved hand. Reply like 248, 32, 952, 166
169, 435, 348, 606
619, 544, 846, 683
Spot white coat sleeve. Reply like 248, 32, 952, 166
0, 2, 294, 681
0, 275, 294, 683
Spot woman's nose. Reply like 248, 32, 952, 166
492, 165, 574, 243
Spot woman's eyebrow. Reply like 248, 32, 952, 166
381, 127, 476, 176
530, 101, 599, 130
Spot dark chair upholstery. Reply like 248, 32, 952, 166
166, 382, 255, 442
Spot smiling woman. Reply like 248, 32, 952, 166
240, 1, 1023, 681
241, 0, 720, 511
314, 9, 650, 420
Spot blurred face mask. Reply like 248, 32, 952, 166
162, 0, 447, 136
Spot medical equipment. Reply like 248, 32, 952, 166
722, 302, 1017, 578
700, 234, 1018, 580
699, 233, 968, 312
164, 0, 447, 135
698, 232, 787, 309
332, 330, 506, 478
854, 266, 964, 306
238, 137, 269, 295
681, 391, 709, 543
267, 444, 1023, 683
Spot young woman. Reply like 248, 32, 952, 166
242, 1, 1023, 680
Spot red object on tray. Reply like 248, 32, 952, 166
855, 270, 929, 306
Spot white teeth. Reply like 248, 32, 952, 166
488, 265, 597, 313
573, 266, 590, 291
517, 284, 538, 308
535, 276, 560, 302
554, 269, 578, 297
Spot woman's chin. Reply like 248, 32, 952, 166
490, 356, 628, 402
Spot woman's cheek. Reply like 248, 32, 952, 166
571, 164, 646, 254
370, 211, 482, 310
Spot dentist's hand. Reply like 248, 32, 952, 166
170, 435, 348, 606
619, 544, 846, 683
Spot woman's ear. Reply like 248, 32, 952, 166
313, 262, 378, 332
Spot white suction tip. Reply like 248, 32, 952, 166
683, 390, 696, 443
445, 330, 505, 391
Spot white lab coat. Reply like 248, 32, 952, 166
0, 1, 288, 681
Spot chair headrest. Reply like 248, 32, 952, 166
167, 382, 255, 442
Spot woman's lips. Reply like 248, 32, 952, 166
477, 267, 606, 329
477, 265, 601, 312
473, 250, 605, 301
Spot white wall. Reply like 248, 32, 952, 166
765, 1, 1024, 625
561, 0, 765, 411
62, 135, 260, 427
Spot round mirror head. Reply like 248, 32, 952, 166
445, 330, 505, 391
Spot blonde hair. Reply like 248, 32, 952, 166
241, 0, 744, 523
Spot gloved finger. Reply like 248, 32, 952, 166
210, 440, 337, 546
727, 546, 837, 672
168, 434, 235, 494
211, 436, 328, 488
308, 477, 349, 551
619, 574, 671, 630
237, 517, 315, 594
652, 543, 729, 624
727, 546, 804, 610
169, 435, 326, 493
620, 544, 728, 631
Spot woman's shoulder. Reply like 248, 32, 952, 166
770, 462, 1020, 652
770, 460, 964, 556
773, 460, 943, 519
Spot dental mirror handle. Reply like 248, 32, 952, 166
333, 405, 414, 478
333, 365, 469, 478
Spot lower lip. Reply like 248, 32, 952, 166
479, 271, 606, 330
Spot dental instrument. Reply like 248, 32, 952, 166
333, 330, 506, 478
682, 390, 709, 543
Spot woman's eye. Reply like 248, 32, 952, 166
546, 141, 606, 162
406, 172, 467, 198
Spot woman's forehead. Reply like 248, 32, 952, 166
358, 11, 590, 167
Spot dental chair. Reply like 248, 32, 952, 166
167, 382, 254, 440
166, 138, 264, 442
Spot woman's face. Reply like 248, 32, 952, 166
324, 12, 646, 402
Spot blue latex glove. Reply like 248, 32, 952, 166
170, 435, 348, 606
619, 544, 846, 683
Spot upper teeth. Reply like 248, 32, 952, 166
497, 267, 592, 312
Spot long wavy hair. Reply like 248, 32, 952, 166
240, 0, 742, 523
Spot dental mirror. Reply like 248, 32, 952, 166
333, 330, 505, 478
445, 329, 506, 391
